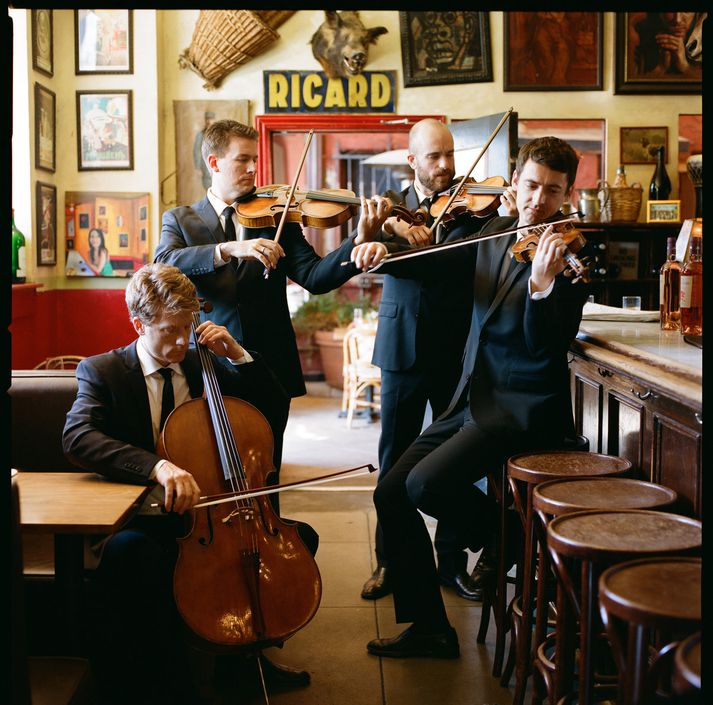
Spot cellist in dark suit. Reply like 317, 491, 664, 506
362, 119, 517, 602
350, 136, 589, 659
154, 119, 390, 484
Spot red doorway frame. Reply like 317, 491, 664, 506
255, 114, 445, 185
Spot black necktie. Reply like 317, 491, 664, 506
222, 205, 236, 241
157, 368, 175, 431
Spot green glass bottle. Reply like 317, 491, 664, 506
12, 209, 27, 283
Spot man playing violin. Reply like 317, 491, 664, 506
63, 263, 320, 704
362, 118, 516, 604
154, 120, 390, 492
350, 136, 589, 659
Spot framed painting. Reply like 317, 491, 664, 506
34, 83, 56, 172
615, 12, 704, 94
74, 9, 133, 74
31, 9, 53, 77
36, 181, 57, 266
647, 200, 681, 223
76, 90, 134, 171
504, 12, 603, 91
173, 99, 249, 205
399, 12, 492, 87
620, 126, 668, 165
64, 191, 149, 277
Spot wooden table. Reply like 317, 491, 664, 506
14, 471, 149, 654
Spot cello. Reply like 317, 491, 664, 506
156, 304, 322, 651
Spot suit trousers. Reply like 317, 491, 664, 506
374, 403, 534, 625
375, 365, 467, 571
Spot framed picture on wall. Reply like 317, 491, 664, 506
399, 11, 492, 87
614, 12, 704, 94
34, 82, 56, 172
620, 126, 668, 165
647, 200, 681, 223
504, 12, 603, 91
74, 9, 133, 74
31, 9, 53, 77
76, 90, 134, 170
36, 181, 57, 266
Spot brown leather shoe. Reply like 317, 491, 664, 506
367, 625, 460, 659
361, 565, 392, 600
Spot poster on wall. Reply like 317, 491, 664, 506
76, 90, 133, 170
64, 191, 149, 278
173, 100, 249, 207
36, 181, 57, 266
74, 9, 133, 74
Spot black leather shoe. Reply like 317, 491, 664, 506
361, 565, 392, 600
367, 625, 459, 659
259, 655, 310, 688
438, 568, 483, 601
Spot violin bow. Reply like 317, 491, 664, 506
430, 107, 514, 236
263, 129, 315, 279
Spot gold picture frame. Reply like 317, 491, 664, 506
647, 200, 681, 223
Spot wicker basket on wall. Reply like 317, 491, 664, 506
601, 181, 643, 222
178, 10, 296, 90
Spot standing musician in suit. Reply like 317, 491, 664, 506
361, 118, 518, 602
154, 120, 390, 490
350, 136, 589, 658
63, 263, 319, 705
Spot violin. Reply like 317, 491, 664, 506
236, 185, 427, 231
511, 220, 590, 283
429, 176, 509, 225
157, 303, 322, 650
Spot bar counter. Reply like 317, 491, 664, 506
569, 320, 702, 517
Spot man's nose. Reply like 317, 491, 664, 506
246, 161, 256, 173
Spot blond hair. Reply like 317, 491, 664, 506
125, 263, 198, 324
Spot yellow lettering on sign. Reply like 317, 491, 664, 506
302, 74, 323, 109
348, 75, 368, 107
371, 74, 391, 108
291, 73, 301, 109
324, 78, 347, 109
268, 74, 288, 108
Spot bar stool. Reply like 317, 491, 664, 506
599, 557, 702, 705
673, 631, 701, 704
530, 477, 678, 705
504, 451, 631, 705
548, 511, 702, 705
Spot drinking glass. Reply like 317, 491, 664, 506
622, 296, 641, 311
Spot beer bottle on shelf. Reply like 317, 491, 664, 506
679, 235, 702, 336
649, 146, 672, 201
11, 208, 27, 284
659, 236, 681, 330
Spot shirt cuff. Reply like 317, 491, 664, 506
228, 349, 254, 365
528, 277, 555, 300
214, 244, 230, 267
150, 458, 169, 480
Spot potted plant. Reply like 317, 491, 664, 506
291, 290, 377, 388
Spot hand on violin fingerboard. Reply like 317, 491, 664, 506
500, 186, 518, 217
219, 238, 285, 270
529, 226, 569, 294
383, 216, 433, 248
354, 195, 394, 245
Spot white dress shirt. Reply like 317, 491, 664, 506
207, 188, 244, 267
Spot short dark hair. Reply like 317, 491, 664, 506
201, 119, 258, 164
515, 137, 580, 189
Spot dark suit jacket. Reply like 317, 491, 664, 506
62, 341, 288, 486
372, 184, 487, 373
380, 215, 589, 441
154, 197, 361, 397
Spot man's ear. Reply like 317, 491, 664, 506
132, 316, 145, 336
511, 169, 519, 188
206, 154, 219, 173
406, 153, 417, 172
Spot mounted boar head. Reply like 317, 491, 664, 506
310, 11, 388, 79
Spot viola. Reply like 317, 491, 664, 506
429, 176, 509, 225
157, 303, 322, 650
236, 185, 427, 230
511, 221, 590, 283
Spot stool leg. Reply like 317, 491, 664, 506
577, 560, 602, 705
501, 594, 519, 686
491, 463, 510, 677
531, 539, 549, 705
553, 571, 576, 702
627, 623, 649, 705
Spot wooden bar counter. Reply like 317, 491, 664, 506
569, 321, 702, 518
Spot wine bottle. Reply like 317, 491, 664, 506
11, 209, 27, 284
613, 166, 628, 188
649, 146, 672, 201
679, 235, 702, 336
659, 236, 681, 330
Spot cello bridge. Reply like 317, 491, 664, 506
223, 507, 255, 524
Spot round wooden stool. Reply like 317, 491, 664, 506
673, 631, 701, 703
531, 478, 678, 705
504, 451, 631, 705
599, 557, 701, 705
548, 511, 701, 705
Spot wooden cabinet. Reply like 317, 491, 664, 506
578, 222, 681, 310
569, 329, 702, 518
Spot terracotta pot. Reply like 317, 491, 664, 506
314, 328, 346, 389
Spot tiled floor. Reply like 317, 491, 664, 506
223, 386, 518, 705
